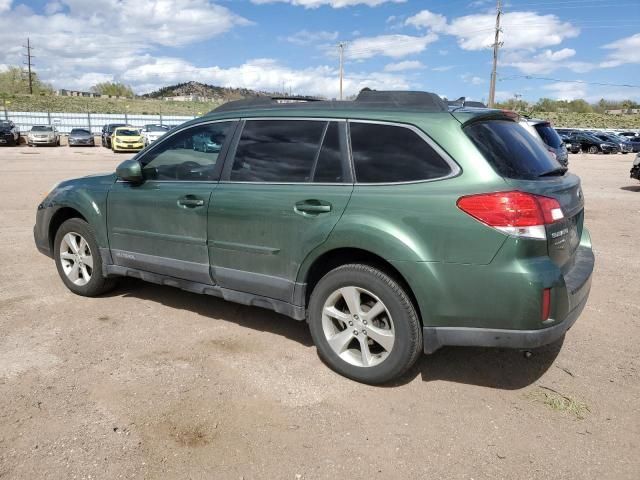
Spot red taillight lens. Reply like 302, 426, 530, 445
457, 191, 564, 239
541, 288, 551, 321
457, 191, 562, 227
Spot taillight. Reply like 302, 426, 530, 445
457, 191, 564, 240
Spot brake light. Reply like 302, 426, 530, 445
457, 191, 564, 240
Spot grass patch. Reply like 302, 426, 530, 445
527, 386, 591, 419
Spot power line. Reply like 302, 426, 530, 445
499, 75, 640, 89
488, 0, 502, 108
22, 37, 35, 95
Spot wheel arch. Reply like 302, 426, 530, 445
48, 207, 88, 251
300, 247, 423, 324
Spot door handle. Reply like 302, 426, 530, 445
294, 200, 332, 215
178, 196, 205, 208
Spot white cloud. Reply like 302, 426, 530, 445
601, 33, 640, 68
0, 0, 11, 13
502, 48, 595, 75
284, 29, 338, 45
543, 82, 587, 101
251, 0, 405, 8
406, 9, 579, 51
461, 73, 485, 85
44, 1, 63, 14
122, 57, 412, 98
384, 60, 425, 72
432, 65, 454, 72
345, 33, 438, 59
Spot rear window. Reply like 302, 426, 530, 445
464, 120, 561, 180
350, 122, 452, 183
230, 120, 326, 182
534, 123, 563, 148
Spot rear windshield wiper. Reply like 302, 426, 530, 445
538, 167, 568, 177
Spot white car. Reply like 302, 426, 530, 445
141, 124, 171, 146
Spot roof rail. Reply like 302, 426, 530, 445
212, 96, 323, 113
355, 90, 447, 112
208, 89, 449, 114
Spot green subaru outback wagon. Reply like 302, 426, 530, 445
34, 91, 594, 384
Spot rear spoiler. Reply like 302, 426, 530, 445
453, 109, 520, 128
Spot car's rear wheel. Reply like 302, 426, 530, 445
588, 145, 599, 154
54, 218, 117, 297
308, 264, 422, 384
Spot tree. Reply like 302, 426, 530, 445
0, 66, 53, 95
90, 81, 134, 98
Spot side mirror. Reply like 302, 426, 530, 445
116, 159, 143, 183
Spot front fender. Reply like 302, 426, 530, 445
40, 174, 115, 250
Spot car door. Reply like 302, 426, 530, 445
209, 118, 353, 302
107, 120, 237, 284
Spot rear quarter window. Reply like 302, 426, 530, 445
349, 122, 452, 183
533, 123, 563, 148
464, 120, 561, 180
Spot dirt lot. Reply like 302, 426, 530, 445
0, 145, 638, 480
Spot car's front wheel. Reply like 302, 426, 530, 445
54, 218, 117, 296
588, 145, 599, 154
308, 264, 422, 384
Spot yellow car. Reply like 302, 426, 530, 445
111, 127, 144, 153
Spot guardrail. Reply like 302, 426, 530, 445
3, 111, 196, 135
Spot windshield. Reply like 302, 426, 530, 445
70, 129, 90, 135
115, 129, 140, 136
31, 126, 53, 132
464, 120, 561, 180
145, 125, 169, 132
533, 123, 563, 148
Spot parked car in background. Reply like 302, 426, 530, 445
111, 126, 144, 153
192, 131, 223, 152
560, 134, 581, 154
33, 91, 594, 384
141, 124, 171, 146
0, 120, 20, 146
625, 135, 640, 153
631, 154, 640, 181
68, 128, 95, 147
618, 131, 639, 139
28, 125, 60, 147
101, 123, 127, 148
568, 131, 619, 154
519, 118, 568, 166
594, 133, 633, 154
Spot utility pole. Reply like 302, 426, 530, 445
337, 42, 346, 100
23, 37, 34, 95
488, 0, 502, 108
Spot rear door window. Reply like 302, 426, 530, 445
230, 120, 327, 182
349, 122, 452, 183
464, 120, 561, 180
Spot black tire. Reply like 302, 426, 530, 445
588, 145, 599, 154
308, 264, 422, 384
53, 218, 117, 297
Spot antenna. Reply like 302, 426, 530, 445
488, 0, 503, 108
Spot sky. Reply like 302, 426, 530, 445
2, 0, 640, 102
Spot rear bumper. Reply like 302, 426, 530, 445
422, 243, 595, 354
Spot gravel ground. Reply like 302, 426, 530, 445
0, 145, 638, 480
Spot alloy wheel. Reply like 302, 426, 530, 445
321, 286, 395, 367
59, 232, 94, 286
